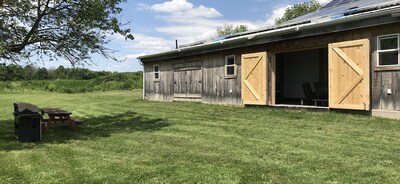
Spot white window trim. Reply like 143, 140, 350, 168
377, 33, 400, 67
153, 64, 160, 81
225, 55, 236, 77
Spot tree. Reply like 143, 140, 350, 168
275, 0, 322, 25
0, 64, 7, 81
52, 65, 66, 79
4, 64, 25, 80
35, 67, 50, 80
0, 0, 134, 66
216, 24, 248, 37
0, 43, 5, 56
24, 65, 36, 80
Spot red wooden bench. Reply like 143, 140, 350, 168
40, 108, 78, 133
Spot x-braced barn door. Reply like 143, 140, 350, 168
173, 69, 202, 100
328, 39, 370, 110
241, 52, 268, 105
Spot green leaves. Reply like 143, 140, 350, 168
0, 44, 5, 56
275, 0, 322, 25
0, 0, 134, 66
216, 24, 249, 37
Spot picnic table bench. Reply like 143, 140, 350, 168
40, 108, 78, 133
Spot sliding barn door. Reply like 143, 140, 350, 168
328, 39, 370, 110
173, 68, 202, 100
173, 70, 187, 98
241, 52, 268, 105
186, 69, 202, 99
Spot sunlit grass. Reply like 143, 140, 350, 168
0, 90, 399, 183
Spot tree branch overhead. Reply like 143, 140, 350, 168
0, 0, 134, 66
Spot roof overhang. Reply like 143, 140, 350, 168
138, 5, 400, 63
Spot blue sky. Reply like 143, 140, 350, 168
43, 0, 330, 72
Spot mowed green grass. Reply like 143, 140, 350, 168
0, 90, 400, 183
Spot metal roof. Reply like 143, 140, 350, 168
138, 0, 400, 60
287, 0, 399, 23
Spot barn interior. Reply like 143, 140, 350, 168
275, 48, 329, 106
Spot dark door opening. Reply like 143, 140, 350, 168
275, 48, 328, 106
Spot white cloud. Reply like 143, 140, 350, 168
142, 0, 331, 45
127, 34, 172, 53
108, 33, 173, 54
99, 33, 174, 71
150, 0, 194, 13
122, 53, 147, 60
317, 0, 332, 4
140, 0, 262, 44
155, 19, 261, 44
264, 5, 291, 26
101, 57, 144, 72
148, 0, 221, 18
107, 0, 333, 72
264, 0, 331, 26
102, 53, 145, 72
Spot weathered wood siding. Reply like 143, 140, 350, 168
144, 50, 249, 105
372, 71, 400, 110
202, 50, 246, 105
370, 24, 400, 111
144, 62, 174, 101
143, 23, 400, 109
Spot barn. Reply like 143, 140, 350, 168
138, 0, 400, 118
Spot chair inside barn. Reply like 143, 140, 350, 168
275, 48, 329, 107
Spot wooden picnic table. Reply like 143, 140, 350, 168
40, 108, 78, 133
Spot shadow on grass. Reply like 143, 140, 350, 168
0, 111, 169, 151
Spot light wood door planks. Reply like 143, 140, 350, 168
241, 52, 268, 105
328, 39, 370, 110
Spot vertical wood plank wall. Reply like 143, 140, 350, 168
328, 39, 370, 110
144, 51, 246, 105
370, 24, 400, 111
143, 23, 400, 109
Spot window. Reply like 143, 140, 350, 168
225, 55, 236, 77
377, 34, 399, 67
153, 65, 160, 80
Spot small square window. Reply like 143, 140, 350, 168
377, 34, 399, 67
153, 65, 160, 80
225, 55, 236, 77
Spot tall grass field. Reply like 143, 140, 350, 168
0, 72, 142, 93
0, 90, 399, 183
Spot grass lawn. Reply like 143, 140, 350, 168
0, 90, 400, 183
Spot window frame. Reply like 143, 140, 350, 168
153, 64, 160, 81
377, 33, 400, 67
225, 55, 237, 78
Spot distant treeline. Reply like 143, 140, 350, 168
0, 64, 136, 81
0, 64, 143, 93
